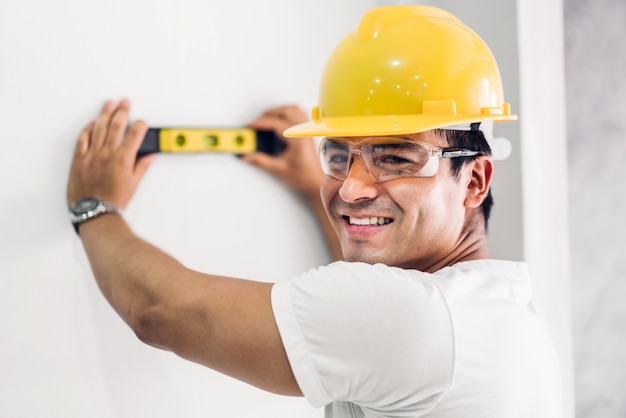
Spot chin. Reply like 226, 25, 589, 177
343, 249, 388, 265
344, 249, 421, 270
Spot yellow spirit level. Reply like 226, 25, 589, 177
138, 128, 286, 157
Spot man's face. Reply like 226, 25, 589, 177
320, 130, 471, 272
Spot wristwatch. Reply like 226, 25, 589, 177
69, 197, 121, 235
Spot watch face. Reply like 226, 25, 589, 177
72, 198, 100, 214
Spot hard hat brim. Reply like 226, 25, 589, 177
283, 114, 517, 138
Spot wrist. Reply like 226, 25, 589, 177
69, 197, 123, 236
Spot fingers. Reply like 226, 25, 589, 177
90, 100, 118, 151
248, 105, 308, 136
105, 99, 131, 150
120, 118, 149, 156
134, 153, 156, 182
89, 99, 135, 153
75, 99, 150, 178
248, 118, 292, 136
74, 120, 94, 158
68, 99, 153, 209
121, 119, 155, 182
258, 105, 308, 123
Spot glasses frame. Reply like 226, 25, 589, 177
319, 136, 484, 183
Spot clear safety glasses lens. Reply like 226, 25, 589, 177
319, 137, 441, 182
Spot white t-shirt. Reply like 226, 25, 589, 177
271, 259, 562, 418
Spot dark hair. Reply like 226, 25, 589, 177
434, 128, 494, 231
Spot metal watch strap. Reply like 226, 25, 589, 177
70, 198, 121, 235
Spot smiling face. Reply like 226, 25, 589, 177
321, 130, 490, 272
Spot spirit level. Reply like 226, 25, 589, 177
138, 128, 286, 158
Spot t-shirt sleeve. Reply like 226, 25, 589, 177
271, 262, 454, 416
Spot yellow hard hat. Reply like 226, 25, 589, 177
284, 5, 516, 138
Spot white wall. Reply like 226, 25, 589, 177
0, 0, 573, 417
0, 1, 376, 417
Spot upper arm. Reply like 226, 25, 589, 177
134, 270, 302, 397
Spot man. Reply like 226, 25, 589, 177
67, 5, 562, 417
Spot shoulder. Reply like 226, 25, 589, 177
275, 262, 450, 318
271, 262, 456, 411
273, 261, 456, 368
283, 261, 440, 296
434, 259, 533, 306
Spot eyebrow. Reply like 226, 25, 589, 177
323, 141, 350, 150
324, 137, 440, 150
371, 142, 416, 149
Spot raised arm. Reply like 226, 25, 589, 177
243, 105, 343, 261
67, 99, 301, 396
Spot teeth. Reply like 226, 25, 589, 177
349, 216, 391, 226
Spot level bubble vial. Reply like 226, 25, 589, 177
205, 135, 219, 146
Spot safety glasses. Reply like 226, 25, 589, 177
319, 137, 484, 182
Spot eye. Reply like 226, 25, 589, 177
378, 155, 412, 165
370, 143, 428, 173
322, 142, 351, 172
327, 152, 348, 164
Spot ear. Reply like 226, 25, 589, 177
464, 157, 493, 209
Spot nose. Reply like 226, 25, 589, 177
337, 154, 380, 203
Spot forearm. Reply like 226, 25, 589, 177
79, 213, 187, 339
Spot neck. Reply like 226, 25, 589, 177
421, 216, 492, 273
423, 239, 491, 273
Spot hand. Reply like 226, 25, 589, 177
243, 105, 324, 198
67, 99, 155, 209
